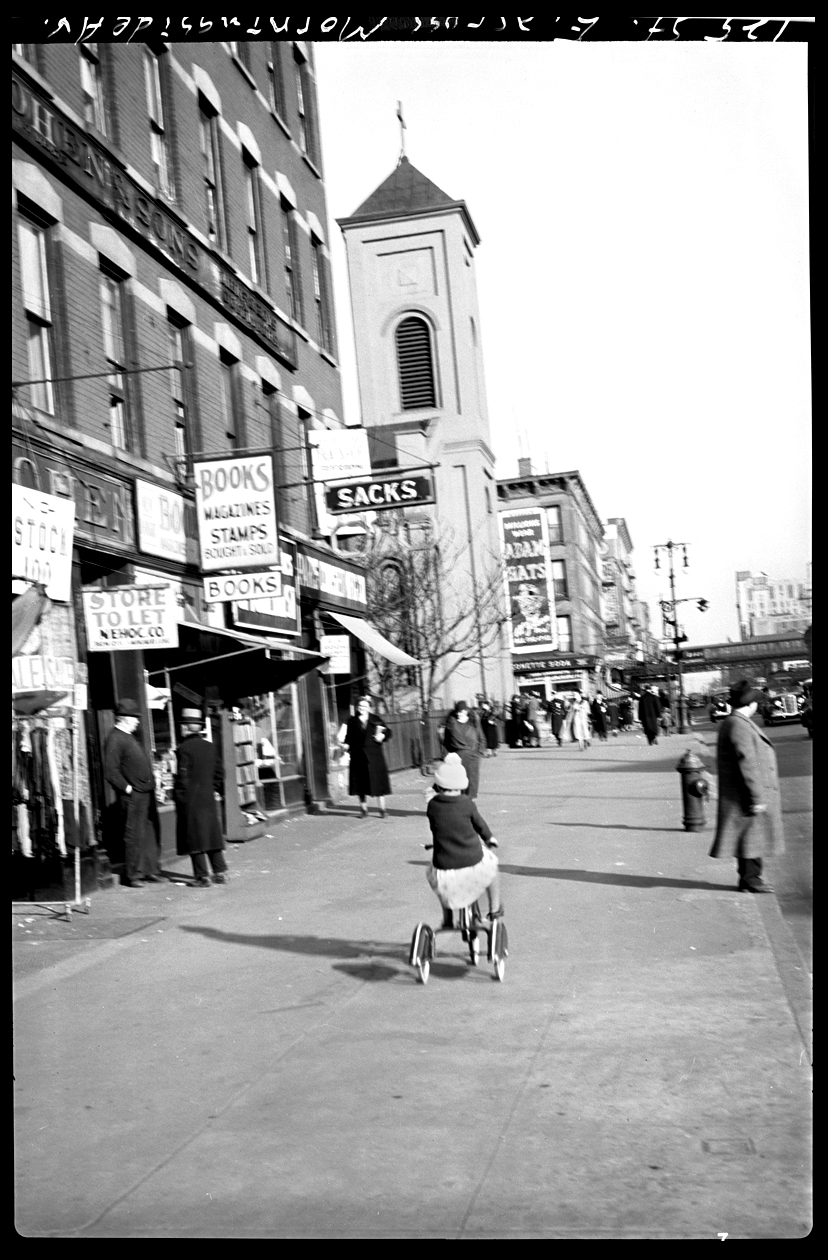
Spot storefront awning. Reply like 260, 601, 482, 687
328, 612, 420, 666
148, 616, 325, 701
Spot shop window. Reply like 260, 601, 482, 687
311, 237, 333, 353
79, 43, 107, 134
18, 215, 56, 415
281, 201, 303, 324
199, 102, 226, 249
557, 615, 573, 653
396, 316, 436, 410
100, 269, 132, 449
144, 48, 173, 199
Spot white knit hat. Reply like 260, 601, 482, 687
434, 752, 468, 790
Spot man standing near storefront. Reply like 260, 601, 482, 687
173, 709, 228, 887
104, 699, 162, 888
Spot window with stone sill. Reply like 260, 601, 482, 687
18, 216, 57, 415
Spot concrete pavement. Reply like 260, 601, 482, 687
13, 725, 812, 1239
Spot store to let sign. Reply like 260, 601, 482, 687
203, 569, 283, 603
11, 484, 75, 602
193, 454, 279, 573
83, 585, 179, 651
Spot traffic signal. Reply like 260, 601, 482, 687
697, 599, 709, 612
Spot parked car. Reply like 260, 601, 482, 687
763, 692, 802, 726
709, 694, 731, 723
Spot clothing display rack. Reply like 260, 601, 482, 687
12, 708, 91, 923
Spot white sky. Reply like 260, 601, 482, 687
314, 40, 811, 645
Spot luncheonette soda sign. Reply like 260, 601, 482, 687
193, 454, 279, 573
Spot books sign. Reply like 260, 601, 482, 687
203, 569, 282, 603
193, 454, 279, 573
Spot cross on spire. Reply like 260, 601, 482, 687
396, 100, 407, 161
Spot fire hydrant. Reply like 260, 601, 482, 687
676, 750, 710, 832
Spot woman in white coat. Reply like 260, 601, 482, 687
567, 693, 592, 750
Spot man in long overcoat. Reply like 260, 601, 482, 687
637, 687, 662, 745
173, 709, 227, 886
709, 680, 784, 893
342, 696, 392, 818
548, 696, 567, 746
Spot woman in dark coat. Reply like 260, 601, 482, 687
590, 697, 609, 741
443, 701, 486, 799
173, 709, 227, 886
637, 688, 662, 746
478, 701, 499, 756
341, 696, 392, 818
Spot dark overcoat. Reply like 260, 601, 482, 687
443, 713, 485, 798
709, 711, 785, 861
344, 714, 392, 797
549, 700, 566, 736
479, 711, 499, 751
590, 700, 608, 735
637, 692, 661, 740
173, 734, 225, 855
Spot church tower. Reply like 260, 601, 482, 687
337, 155, 511, 708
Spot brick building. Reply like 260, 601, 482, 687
12, 39, 378, 885
496, 461, 606, 699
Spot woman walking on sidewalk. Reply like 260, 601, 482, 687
443, 701, 486, 799
340, 696, 392, 818
568, 694, 592, 750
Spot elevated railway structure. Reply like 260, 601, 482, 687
625, 631, 811, 690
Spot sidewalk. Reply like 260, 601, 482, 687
13, 730, 812, 1239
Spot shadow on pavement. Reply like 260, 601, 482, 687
550, 821, 686, 834
407, 859, 735, 894
177, 925, 473, 983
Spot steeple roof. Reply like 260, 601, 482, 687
338, 155, 480, 244
351, 156, 454, 218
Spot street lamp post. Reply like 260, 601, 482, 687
653, 540, 709, 735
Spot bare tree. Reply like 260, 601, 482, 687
351, 513, 507, 717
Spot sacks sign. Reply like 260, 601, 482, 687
193, 454, 279, 572
499, 508, 558, 653
325, 471, 435, 515
83, 585, 179, 651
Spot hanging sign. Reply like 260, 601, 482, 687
193, 453, 279, 573
12, 484, 75, 602
203, 569, 282, 603
135, 479, 199, 565
324, 471, 435, 515
319, 634, 351, 675
83, 585, 179, 651
499, 508, 558, 653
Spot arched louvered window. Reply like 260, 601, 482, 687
395, 316, 436, 410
